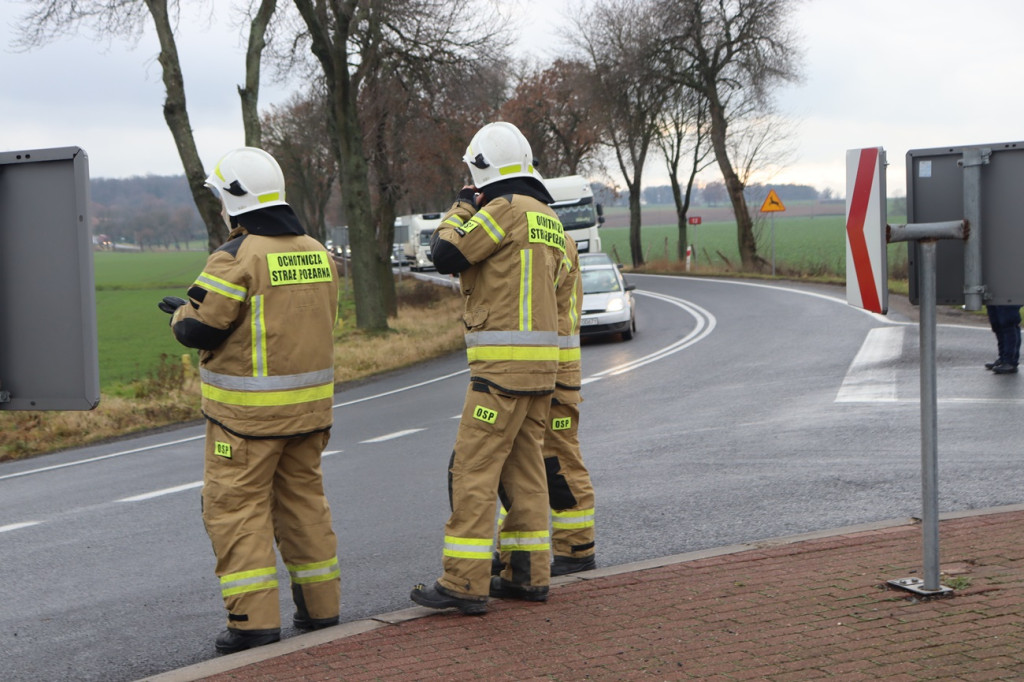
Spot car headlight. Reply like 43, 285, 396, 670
606, 297, 625, 312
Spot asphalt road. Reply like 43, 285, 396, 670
1, 275, 1020, 681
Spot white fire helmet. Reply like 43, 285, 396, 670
204, 147, 288, 216
462, 122, 536, 188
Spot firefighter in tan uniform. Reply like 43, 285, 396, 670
160, 147, 341, 653
495, 235, 597, 577
410, 122, 564, 614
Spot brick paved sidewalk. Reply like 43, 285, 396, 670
153, 508, 1024, 681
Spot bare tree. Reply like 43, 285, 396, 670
238, 0, 278, 147
261, 87, 338, 244
655, 0, 802, 270
290, 0, 509, 331
501, 59, 604, 177
13, 1, 284, 252
656, 84, 715, 260
576, 0, 669, 267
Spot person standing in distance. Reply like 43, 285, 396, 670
985, 304, 1021, 374
159, 147, 341, 653
411, 122, 565, 613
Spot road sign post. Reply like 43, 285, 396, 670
760, 189, 786, 276
887, 220, 964, 597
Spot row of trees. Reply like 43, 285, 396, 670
16, 0, 802, 331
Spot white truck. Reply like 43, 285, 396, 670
542, 174, 604, 254
395, 212, 443, 271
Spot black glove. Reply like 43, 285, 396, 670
158, 296, 187, 315
457, 186, 479, 205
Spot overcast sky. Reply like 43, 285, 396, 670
3, 0, 1023, 197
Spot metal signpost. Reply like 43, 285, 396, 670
760, 189, 786, 276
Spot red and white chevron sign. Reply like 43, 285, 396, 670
845, 147, 888, 314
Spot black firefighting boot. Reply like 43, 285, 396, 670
551, 554, 597, 576
491, 551, 504, 576
489, 576, 549, 602
410, 581, 488, 615
293, 612, 340, 631
214, 627, 281, 654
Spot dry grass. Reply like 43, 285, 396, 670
0, 279, 466, 462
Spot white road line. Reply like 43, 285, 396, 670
118, 481, 203, 502
360, 428, 426, 444
588, 290, 716, 381
322, 449, 343, 458
0, 521, 42, 533
835, 326, 906, 403
0, 434, 204, 483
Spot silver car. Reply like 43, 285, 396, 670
580, 262, 636, 341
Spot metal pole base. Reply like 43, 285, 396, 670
887, 577, 954, 597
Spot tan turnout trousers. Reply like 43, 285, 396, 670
545, 400, 596, 559
202, 423, 341, 631
439, 383, 552, 598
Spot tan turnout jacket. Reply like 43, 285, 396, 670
172, 225, 338, 437
433, 193, 567, 395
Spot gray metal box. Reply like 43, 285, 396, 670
907, 141, 1024, 305
0, 146, 99, 410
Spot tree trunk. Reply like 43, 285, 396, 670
145, 0, 227, 251
238, 0, 277, 148
627, 183, 643, 267
707, 95, 759, 270
295, 0, 390, 332
335, 97, 390, 332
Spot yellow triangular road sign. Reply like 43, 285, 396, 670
760, 189, 786, 213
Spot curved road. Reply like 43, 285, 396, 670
1, 275, 1021, 681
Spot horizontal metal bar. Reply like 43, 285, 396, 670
886, 220, 967, 243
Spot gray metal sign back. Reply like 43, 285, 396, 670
907, 141, 1024, 305
0, 147, 99, 410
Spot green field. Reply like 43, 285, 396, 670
93, 251, 207, 392
597, 205, 909, 277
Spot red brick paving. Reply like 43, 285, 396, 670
193, 510, 1024, 681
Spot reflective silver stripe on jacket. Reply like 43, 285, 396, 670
559, 334, 580, 349
200, 367, 335, 391
464, 330, 559, 348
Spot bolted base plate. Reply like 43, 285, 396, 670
887, 577, 954, 597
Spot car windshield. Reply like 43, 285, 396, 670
581, 268, 621, 294
579, 252, 615, 266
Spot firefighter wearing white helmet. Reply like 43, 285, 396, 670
160, 147, 342, 653
411, 122, 565, 613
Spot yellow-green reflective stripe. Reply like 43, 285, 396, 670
443, 215, 464, 229
287, 557, 340, 585
195, 272, 247, 302
473, 210, 505, 244
251, 294, 267, 377
558, 348, 582, 362
443, 535, 493, 560
258, 191, 281, 204
466, 346, 559, 363
552, 508, 595, 529
220, 566, 278, 597
569, 282, 580, 332
498, 163, 524, 176
519, 249, 532, 330
499, 530, 550, 552
202, 382, 334, 407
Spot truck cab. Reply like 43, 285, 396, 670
542, 175, 604, 254
395, 213, 442, 271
